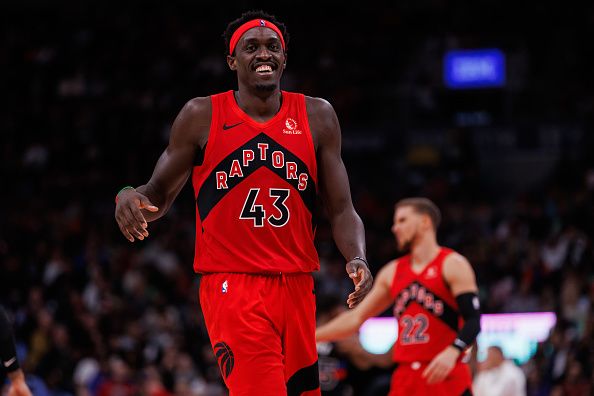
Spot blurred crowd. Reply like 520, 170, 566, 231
2, 1, 594, 395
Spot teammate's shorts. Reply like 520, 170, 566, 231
389, 361, 472, 396
199, 272, 320, 396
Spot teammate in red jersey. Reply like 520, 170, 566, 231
316, 198, 481, 395
114, 10, 372, 396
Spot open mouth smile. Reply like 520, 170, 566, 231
254, 64, 274, 75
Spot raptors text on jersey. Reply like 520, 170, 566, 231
191, 91, 319, 274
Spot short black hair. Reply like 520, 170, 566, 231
223, 10, 289, 55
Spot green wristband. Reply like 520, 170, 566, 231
115, 186, 135, 203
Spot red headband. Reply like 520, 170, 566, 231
229, 19, 286, 55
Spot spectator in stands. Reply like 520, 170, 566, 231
474, 346, 526, 396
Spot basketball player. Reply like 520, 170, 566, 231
114, 10, 372, 396
316, 198, 481, 395
1, 306, 32, 396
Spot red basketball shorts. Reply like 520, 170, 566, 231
199, 272, 320, 396
389, 361, 472, 396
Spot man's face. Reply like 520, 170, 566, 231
228, 27, 286, 92
391, 206, 423, 252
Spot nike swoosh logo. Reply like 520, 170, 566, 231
222, 122, 244, 131
3, 357, 16, 367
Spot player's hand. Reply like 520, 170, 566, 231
114, 189, 159, 242
345, 258, 373, 308
7, 371, 32, 396
422, 346, 460, 384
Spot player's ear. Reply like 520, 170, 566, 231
283, 52, 288, 69
227, 55, 237, 71
422, 214, 432, 230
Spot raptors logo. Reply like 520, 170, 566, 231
214, 342, 234, 379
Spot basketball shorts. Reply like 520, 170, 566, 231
389, 361, 472, 396
199, 272, 320, 396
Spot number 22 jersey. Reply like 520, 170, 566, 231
191, 91, 319, 274
390, 248, 464, 362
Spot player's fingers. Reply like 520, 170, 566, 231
350, 289, 364, 301
348, 290, 362, 301
121, 208, 146, 240
426, 368, 439, 384
359, 268, 373, 288
345, 261, 362, 278
422, 361, 435, 379
351, 283, 370, 299
347, 294, 363, 307
349, 298, 363, 308
347, 294, 360, 308
347, 298, 357, 308
138, 198, 159, 212
351, 269, 363, 288
123, 204, 144, 228
356, 274, 370, 290
435, 369, 447, 383
347, 268, 359, 280
428, 368, 446, 384
357, 267, 366, 281
431, 364, 449, 383
115, 212, 134, 241
129, 207, 149, 236
117, 222, 135, 242
347, 294, 354, 306
128, 226, 145, 240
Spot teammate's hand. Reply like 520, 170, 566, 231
7, 371, 32, 396
114, 189, 159, 242
345, 258, 373, 308
422, 346, 460, 384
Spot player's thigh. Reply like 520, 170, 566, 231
283, 274, 320, 396
200, 273, 287, 395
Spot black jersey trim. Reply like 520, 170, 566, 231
193, 141, 207, 166
196, 133, 317, 223
286, 360, 320, 396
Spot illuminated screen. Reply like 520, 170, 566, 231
359, 317, 398, 354
444, 49, 506, 89
359, 312, 556, 364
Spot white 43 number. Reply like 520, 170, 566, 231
240, 188, 290, 227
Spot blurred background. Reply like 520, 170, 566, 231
1, 1, 593, 395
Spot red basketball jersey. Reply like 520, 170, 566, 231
390, 248, 463, 362
191, 91, 319, 274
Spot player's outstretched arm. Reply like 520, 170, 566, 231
307, 97, 372, 307
316, 261, 395, 342
422, 253, 481, 384
115, 97, 211, 242
335, 337, 395, 370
